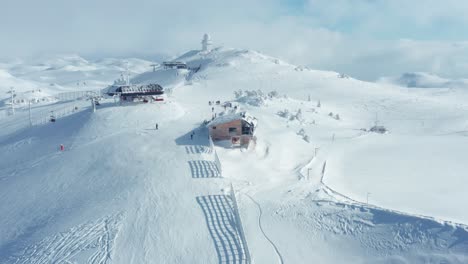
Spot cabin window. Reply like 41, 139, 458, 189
242, 124, 254, 135
212, 126, 216, 129
229, 127, 237, 135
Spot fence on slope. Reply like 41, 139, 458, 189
209, 135, 222, 175
2, 89, 100, 131
206, 135, 251, 263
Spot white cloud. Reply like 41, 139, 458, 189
2, 0, 468, 80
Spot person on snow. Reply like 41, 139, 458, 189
155, 123, 159, 130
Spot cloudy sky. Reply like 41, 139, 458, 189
2, 0, 468, 80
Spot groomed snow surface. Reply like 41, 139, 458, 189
0, 48, 467, 263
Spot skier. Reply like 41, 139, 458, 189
190, 133, 193, 140
211, 107, 214, 112
156, 123, 159, 130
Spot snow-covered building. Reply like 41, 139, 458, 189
208, 112, 257, 147
106, 83, 164, 102
162, 61, 187, 70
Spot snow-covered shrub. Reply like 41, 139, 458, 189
296, 108, 303, 121
297, 129, 310, 143
277, 109, 290, 118
370, 125, 388, 134
268, 91, 279, 99
328, 112, 334, 117
289, 109, 303, 122
297, 128, 306, 136
234, 90, 243, 99
235, 89, 278, 106
338, 73, 350, 79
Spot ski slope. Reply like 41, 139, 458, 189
0, 47, 467, 263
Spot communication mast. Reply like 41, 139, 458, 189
125, 61, 130, 85
201, 33, 212, 52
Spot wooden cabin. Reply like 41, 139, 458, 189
208, 112, 257, 147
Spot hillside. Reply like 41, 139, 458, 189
0, 47, 467, 263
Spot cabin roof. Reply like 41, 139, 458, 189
106, 83, 163, 96
162, 61, 187, 66
207, 112, 257, 127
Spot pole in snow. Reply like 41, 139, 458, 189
29, 100, 32, 127
91, 98, 96, 112
366, 192, 371, 205
9, 87, 15, 115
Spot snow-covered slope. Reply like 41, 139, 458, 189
1, 47, 467, 263
4, 55, 155, 90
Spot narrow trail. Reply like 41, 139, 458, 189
244, 193, 284, 264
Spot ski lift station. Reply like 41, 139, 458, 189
106, 83, 164, 103
208, 112, 257, 147
162, 61, 188, 70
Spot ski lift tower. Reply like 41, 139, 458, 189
201, 33, 212, 52
124, 61, 130, 85
150, 64, 158, 72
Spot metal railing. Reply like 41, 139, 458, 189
209, 136, 222, 175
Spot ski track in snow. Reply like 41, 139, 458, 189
10, 214, 123, 264
244, 194, 284, 264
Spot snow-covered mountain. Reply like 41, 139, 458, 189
2, 55, 156, 91
0, 55, 158, 118
380, 72, 468, 88
1, 47, 467, 263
